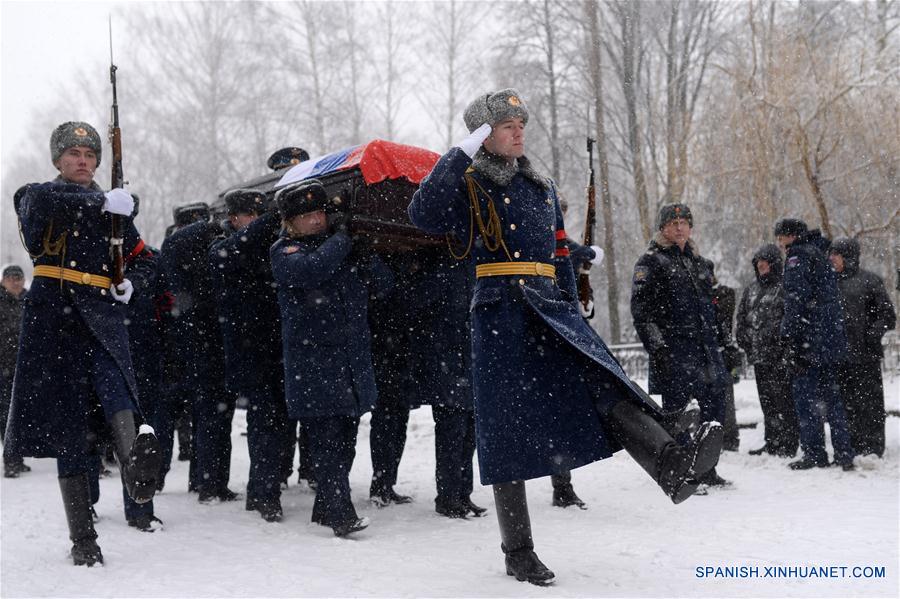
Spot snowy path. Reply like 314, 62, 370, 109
2, 378, 898, 598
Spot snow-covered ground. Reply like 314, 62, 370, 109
2, 377, 898, 598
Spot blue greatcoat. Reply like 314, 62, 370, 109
781, 230, 848, 365
5, 179, 153, 459
409, 148, 653, 485
271, 231, 393, 420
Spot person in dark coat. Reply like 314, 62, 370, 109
409, 89, 722, 585
735, 244, 799, 457
160, 210, 238, 502
1, 264, 28, 477
209, 189, 291, 521
828, 237, 896, 457
396, 247, 486, 518
271, 179, 394, 537
631, 203, 731, 488
4, 121, 161, 566
367, 253, 417, 508
711, 282, 741, 452
156, 203, 210, 477
775, 218, 855, 470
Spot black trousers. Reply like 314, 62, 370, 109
369, 396, 409, 493
836, 362, 886, 457
306, 415, 360, 528
192, 385, 236, 494
754, 362, 799, 456
432, 404, 476, 505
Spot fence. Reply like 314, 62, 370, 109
608, 331, 900, 382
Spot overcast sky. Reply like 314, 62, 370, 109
1, 1, 129, 162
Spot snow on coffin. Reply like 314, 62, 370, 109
216, 140, 443, 252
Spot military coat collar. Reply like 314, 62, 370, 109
471, 149, 550, 190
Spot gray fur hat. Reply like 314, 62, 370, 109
50, 121, 102, 166
463, 88, 529, 133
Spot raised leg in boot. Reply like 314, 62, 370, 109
58, 474, 103, 566
606, 400, 723, 504
493, 481, 555, 586
550, 471, 586, 509
110, 409, 162, 504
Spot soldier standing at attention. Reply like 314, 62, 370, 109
4, 122, 161, 566
409, 89, 722, 585
271, 179, 394, 537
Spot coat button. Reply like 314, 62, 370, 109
550, 225, 554, 231
100, 289, 107, 296
514, 251, 521, 258
102, 264, 109, 272
504, 197, 511, 204
70, 260, 77, 267
73, 230, 80, 237
550, 252, 555, 259
518, 279, 525, 286
81, 273, 91, 284
510, 224, 517, 230
546, 198, 552, 205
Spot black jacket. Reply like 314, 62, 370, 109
736, 244, 786, 365
834, 258, 896, 364
0, 286, 23, 382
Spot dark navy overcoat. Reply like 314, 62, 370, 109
271, 231, 393, 419
409, 148, 653, 485
781, 230, 848, 365
208, 212, 283, 397
402, 248, 474, 410
4, 179, 153, 459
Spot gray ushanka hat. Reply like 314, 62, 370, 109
463, 88, 529, 133
50, 121, 102, 166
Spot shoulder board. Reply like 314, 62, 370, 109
282, 244, 300, 255
786, 255, 800, 269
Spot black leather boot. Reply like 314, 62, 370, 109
493, 481, 555, 586
110, 410, 162, 505
550, 472, 587, 509
59, 475, 103, 566
606, 400, 723, 504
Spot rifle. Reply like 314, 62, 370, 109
577, 137, 596, 316
108, 17, 125, 287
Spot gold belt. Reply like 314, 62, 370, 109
475, 262, 556, 279
33, 265, 112, 289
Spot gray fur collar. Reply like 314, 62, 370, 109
54, 175, 102, 192
471, 150, 550, 190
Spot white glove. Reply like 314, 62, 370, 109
102, 188, 135, 216
589, 245, 605, 266
110, 278, 134, 304
455, 123, 492, 158
579, 300, 594, 319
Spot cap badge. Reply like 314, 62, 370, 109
74, 127, 88, 137
508, 96, 521, 106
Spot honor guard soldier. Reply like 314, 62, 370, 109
410, 90, 722, 585
266, 147, 317, 491
267, 146, 311, 171
630, 203, 732, 488
271, 179, 394, 537
4, 121, 162, 565
402, 248, 485, 518
209, 189, 291, 522
160, 203, 239, 501
775, 219, 855, 470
